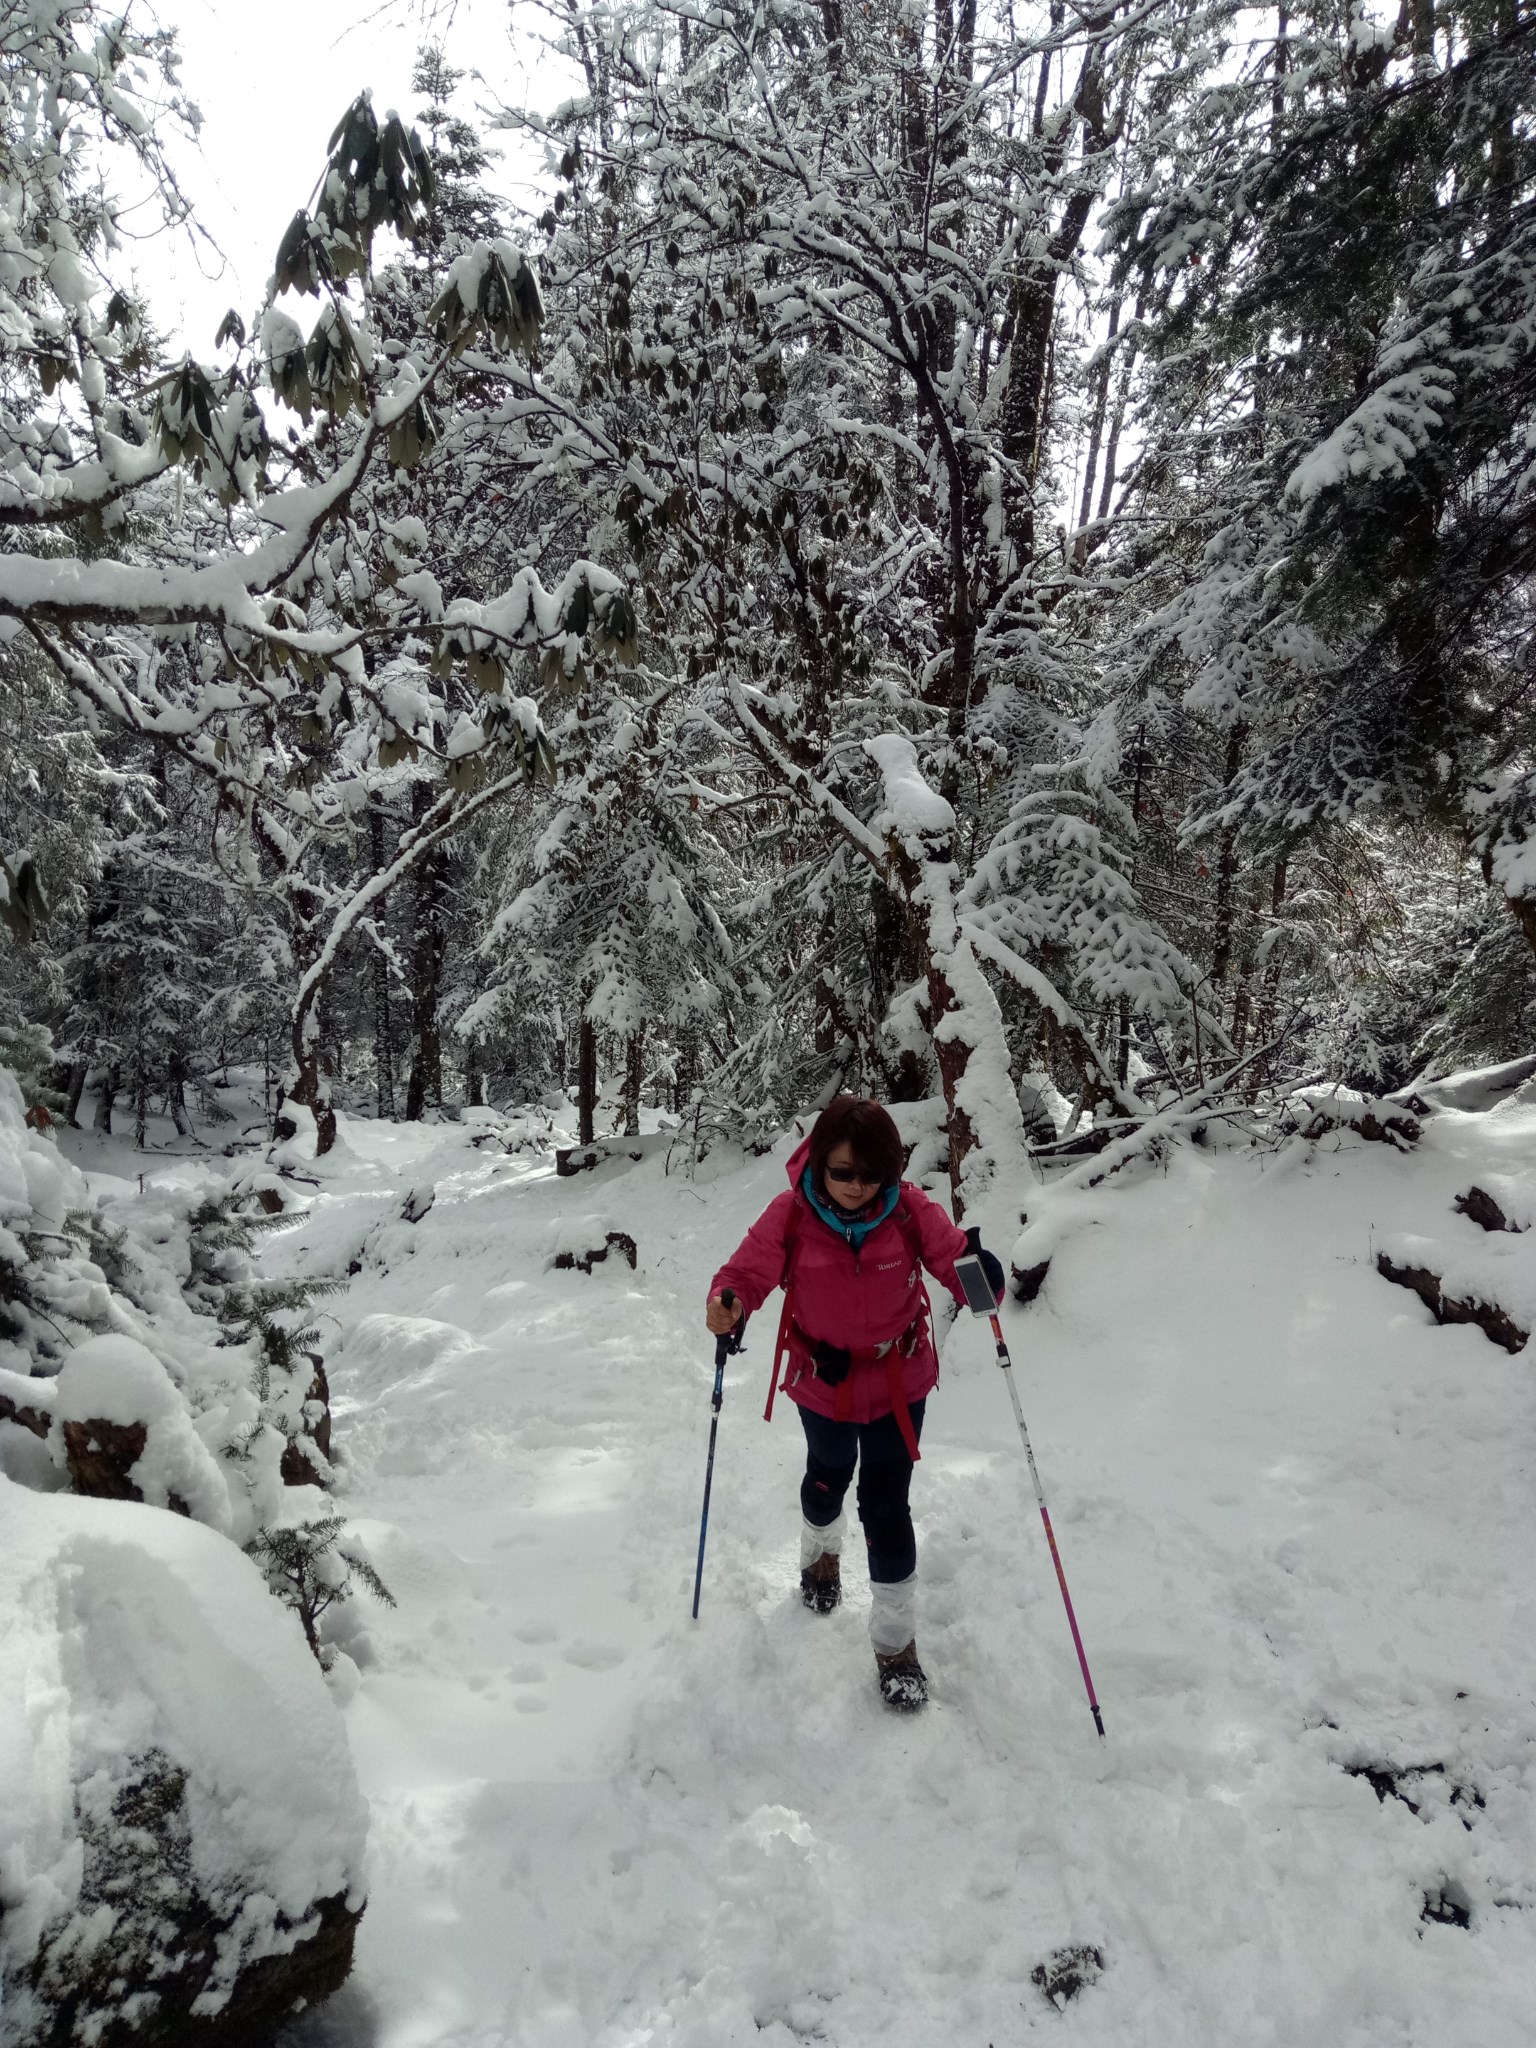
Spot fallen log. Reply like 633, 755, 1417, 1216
1454, 1186, 1527, 1235
1376, 1252, 1528, 1355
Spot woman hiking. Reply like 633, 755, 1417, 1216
706, 1096, 1004, 1711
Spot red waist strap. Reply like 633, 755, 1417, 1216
765, 1316, 925, 1462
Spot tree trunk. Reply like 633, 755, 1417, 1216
578, 1017, 598, 1145
1254, 859, 1289, 1059
287, 997, 338, 1155
281, 856, 339, 1154
1506, 891, 1536, 963
465, 1039, 484, 1108
623, 1030, 644, 1137
1209, 725, 1247, 994
64, 1061, 87, 1128
133, 1057, 149, 1150
167, 1053, 192, 1139
404, 784, 446, 1122
1074, 299, 1120, 567
673, 1029, 695, 1117
93, 1063, 119, 1135
369, 807, 396, 1120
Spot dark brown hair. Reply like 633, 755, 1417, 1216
807, 1096, 904, 1192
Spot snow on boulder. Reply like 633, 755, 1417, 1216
0, 1475, 367, 2048
541, 1215, 638, 1273
48, 1335, 233, 1532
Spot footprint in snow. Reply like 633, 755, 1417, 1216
564, 1640, 626, 1671
514, 1621, 557, 1644
504, 1661, 546, 1684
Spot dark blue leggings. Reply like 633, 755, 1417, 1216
799, 1399, 926, 1583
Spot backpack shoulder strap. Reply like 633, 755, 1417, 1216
779, 1194, 803, 1291
893, 1195, 924, 1272
764, 1195, 803, 1425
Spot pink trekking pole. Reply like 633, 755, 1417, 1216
988, 1308, 1105, 1739
953, 1239, 1104, 1739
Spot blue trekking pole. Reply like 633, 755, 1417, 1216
692, 1288, 746, 1619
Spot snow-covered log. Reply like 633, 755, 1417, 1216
0, 1477, 367, 2047
1401, 1056, 1536, 1116
1289, 1090, 1421, 1149
1376, 1232, 1532, 1355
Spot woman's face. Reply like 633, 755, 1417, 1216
822, 1141, 882, 1213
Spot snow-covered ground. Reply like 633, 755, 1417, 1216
64, 1094, 1536, 2045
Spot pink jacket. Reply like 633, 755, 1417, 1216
709, 1136, 970, 1425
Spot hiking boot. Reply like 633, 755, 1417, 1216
800, 1550, 842, 1614
875, 1640, 928, 1711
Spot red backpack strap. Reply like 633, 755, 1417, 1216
892, 1196, 924, 1273
763, 1198, 802, 1423
891, 1195, 933, 1461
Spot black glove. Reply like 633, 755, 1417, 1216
810, 1338, 851, 1386
964, 1227, 1006, 1305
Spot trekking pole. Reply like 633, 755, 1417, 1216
989, 1309, 1106, 1740
692, 1288, 746, 1619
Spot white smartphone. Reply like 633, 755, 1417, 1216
953, 1252, 998, 1318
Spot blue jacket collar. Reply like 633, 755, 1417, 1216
800, 1167, 899, 1251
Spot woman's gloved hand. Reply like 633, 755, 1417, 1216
706, 1292, 744, 1336
810, 1338, 852, 1385
964, 1227, 1007, 1305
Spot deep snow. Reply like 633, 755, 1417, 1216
0, 1478, 368, 2032
63, 1094, 1536, 2044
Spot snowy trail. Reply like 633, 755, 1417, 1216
270, 1110, 1536, 2048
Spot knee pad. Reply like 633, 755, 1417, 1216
801, 1452, 854, 1526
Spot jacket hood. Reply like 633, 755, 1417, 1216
785, 1133, 813, 1187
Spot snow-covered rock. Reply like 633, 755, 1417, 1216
0, 1476, 367, 2047
48, 1335, 233, 1529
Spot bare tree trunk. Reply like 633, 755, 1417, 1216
284, 879, 339, 1156
1255, 859, 1289, 1060
1094, 289, 1146, 531
404, 785, 446, 1122
93, 1063, 119, 1135
578, 1017, 598, 1145
673, 1029, 695, 1117
466, 1039, 484, 1108
369, 805, 396, 1120
1209, 726, 1247, 1000
623, 1030, 644, 1136
167, 1053, 192, 1139
1074, 299, 1121, 567
1505, 891, 1536, 963
134, 1057, 149, 1150
65, 1061, 87, 1128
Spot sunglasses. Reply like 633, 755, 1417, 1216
825, 1165, 880, 1185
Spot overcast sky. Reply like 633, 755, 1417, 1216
145, 0, 569, 351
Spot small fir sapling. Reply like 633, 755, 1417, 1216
185, 1190, 343, 1479
246, 1514, 397, 1669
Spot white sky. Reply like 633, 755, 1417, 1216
143, 0, 572, 351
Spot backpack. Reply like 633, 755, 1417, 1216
763, 1190, 931, 1460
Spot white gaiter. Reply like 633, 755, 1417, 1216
869, 1571, 917, 1652
800, 1510, 845, 1565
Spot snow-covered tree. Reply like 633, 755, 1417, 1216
1103, 0, 1536, 978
